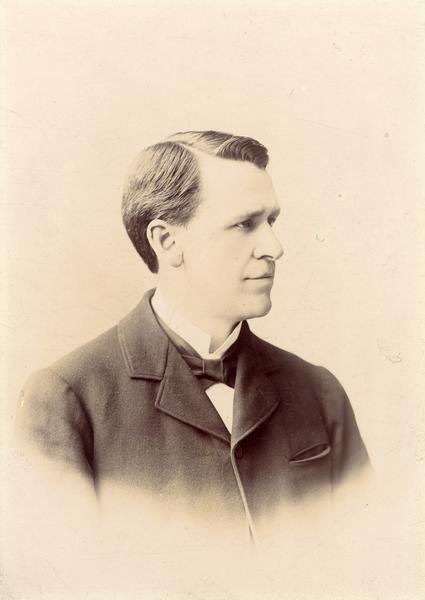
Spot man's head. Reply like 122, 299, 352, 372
122, 130, 283, 324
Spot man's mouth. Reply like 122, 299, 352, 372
246, 271, 274, 280
245, 275, 275, 284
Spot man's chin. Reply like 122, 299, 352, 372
240, 294, 272, 321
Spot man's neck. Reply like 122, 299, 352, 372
154, 285, 238, 353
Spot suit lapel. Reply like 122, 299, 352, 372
118, 289, 230, 443
231, 322, 281, 447
155, 342, 230, 443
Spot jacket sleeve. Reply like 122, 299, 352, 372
11, 369, 100, 596
317, 366, 371, 487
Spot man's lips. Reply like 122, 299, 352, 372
245, 273, 274, 280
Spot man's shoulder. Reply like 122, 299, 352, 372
21, 295, 155, 397
250, 331, 348, 404
250, 331, 320, 377
22, 323, 123, 401
51, 324, 121, 380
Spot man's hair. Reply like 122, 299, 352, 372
121, 130, 269, 273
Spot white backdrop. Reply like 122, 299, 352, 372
2, 1, 424, 596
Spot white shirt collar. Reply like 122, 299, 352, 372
151, 288, 242, 360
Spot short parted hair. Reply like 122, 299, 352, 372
121, 130, 269, 273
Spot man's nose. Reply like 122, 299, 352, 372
253, 224, 284, 261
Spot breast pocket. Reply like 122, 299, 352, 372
288, 443, 331, 465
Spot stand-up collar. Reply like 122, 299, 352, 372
151, 288, 242, 360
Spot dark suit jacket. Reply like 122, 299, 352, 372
17, 289, 370, 543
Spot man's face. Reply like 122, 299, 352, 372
175, 155, 283, 325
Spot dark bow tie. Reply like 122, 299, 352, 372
181, 352, 238, 389
151, 306, 240, 389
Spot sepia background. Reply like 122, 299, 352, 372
1, 0, 424, 598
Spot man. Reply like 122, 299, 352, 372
15, 130, 370, 591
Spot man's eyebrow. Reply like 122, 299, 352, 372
230, 207, 281, 222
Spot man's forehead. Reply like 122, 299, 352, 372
196, 153, 277, 209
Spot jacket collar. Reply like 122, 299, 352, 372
118, 289, 329, 455
118, 289, 168, 380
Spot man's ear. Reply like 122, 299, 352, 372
146, 219, 183, 268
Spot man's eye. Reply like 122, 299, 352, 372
235, 219, 253, 230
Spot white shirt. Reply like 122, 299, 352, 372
151, 289, 241, 432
